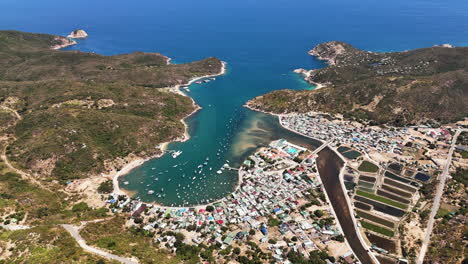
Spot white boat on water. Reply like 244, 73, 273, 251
217, 170, 222, 174
172, 150, 182, 158
123, 181, 129, 185
148, 190, 155, 195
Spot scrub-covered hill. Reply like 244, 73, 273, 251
247, 41, 468, 126
0, 30, 223, 182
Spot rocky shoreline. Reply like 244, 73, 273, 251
50, 36, 77, 50
67, 29, 88, 39
246, 41, 468, 125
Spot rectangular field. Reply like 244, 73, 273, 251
384, 178, 417, 193
360, 175, 376, 183
377, 190, 410, 204
385, 171, 414, 184
381, 184, 413, 198
365, 232, 397, 253
358, 181, 374, 189
361, 221, 395, 237
357, 210, 395, 228
354, 196, 405, 217
356, 190, 408, 209
358, 187, 375, 193
354, 201, 372, 211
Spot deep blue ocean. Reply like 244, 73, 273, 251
2, 0, 466, 206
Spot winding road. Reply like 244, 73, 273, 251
416, 129, 464, 264
62, 224, 139, 264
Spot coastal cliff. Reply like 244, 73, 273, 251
247, 42, 468, 125
308, 41, 363, 65
51, 36, 77, 49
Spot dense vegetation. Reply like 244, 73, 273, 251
0, 30, 223, 182
247, 41, 468, 125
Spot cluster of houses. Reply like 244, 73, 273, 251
104, 113, 457, 263
107, 139, 357, 263
280, 114, 410, 156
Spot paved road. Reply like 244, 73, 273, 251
0, 224, 31, 230
311, 138, 333, 155
416, 129, 463, 264
62, 224, 139, 264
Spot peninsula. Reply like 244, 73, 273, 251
1, 32, 467, 264
246, 42, 468, 263
247, 41, 468, 126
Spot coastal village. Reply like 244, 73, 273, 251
107, 138, 354, 263
0, 7, 466, 264
98, 111, 465, 264
2, 96, 465, 264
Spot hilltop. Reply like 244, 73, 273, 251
0, 30, 223, 183
247, 41, 468, 125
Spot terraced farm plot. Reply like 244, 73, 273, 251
358, 187, 375, 193
404, 169, 415, 177
354, 196, 405, 217
342, 150, 362, 160
355, 201, 372, 211
358, 161, 379, 173
356, 210, 395, 228
385, 171, 413, 184
377, 190, 410, 204
361, 221, 395, 237
365, 232, 397, 253
358, 181, 374, 189
344, 181, 356, 190
338, 146, 351, 153
344, 174, 355, 182
360, 175, 376, 183
388, 163, 402, 173
384, 178, 417, 193
356, 190, 408, 209
414, 172, 430, 182
381, 184, 413, 198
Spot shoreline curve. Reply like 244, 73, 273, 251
113, 61, 227, 197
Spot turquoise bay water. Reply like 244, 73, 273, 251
1, 0, 466, 206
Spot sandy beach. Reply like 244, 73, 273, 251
111, 61, 227, 196
293, 68, 326, 89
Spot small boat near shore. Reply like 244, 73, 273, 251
172, 150, 182, 158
